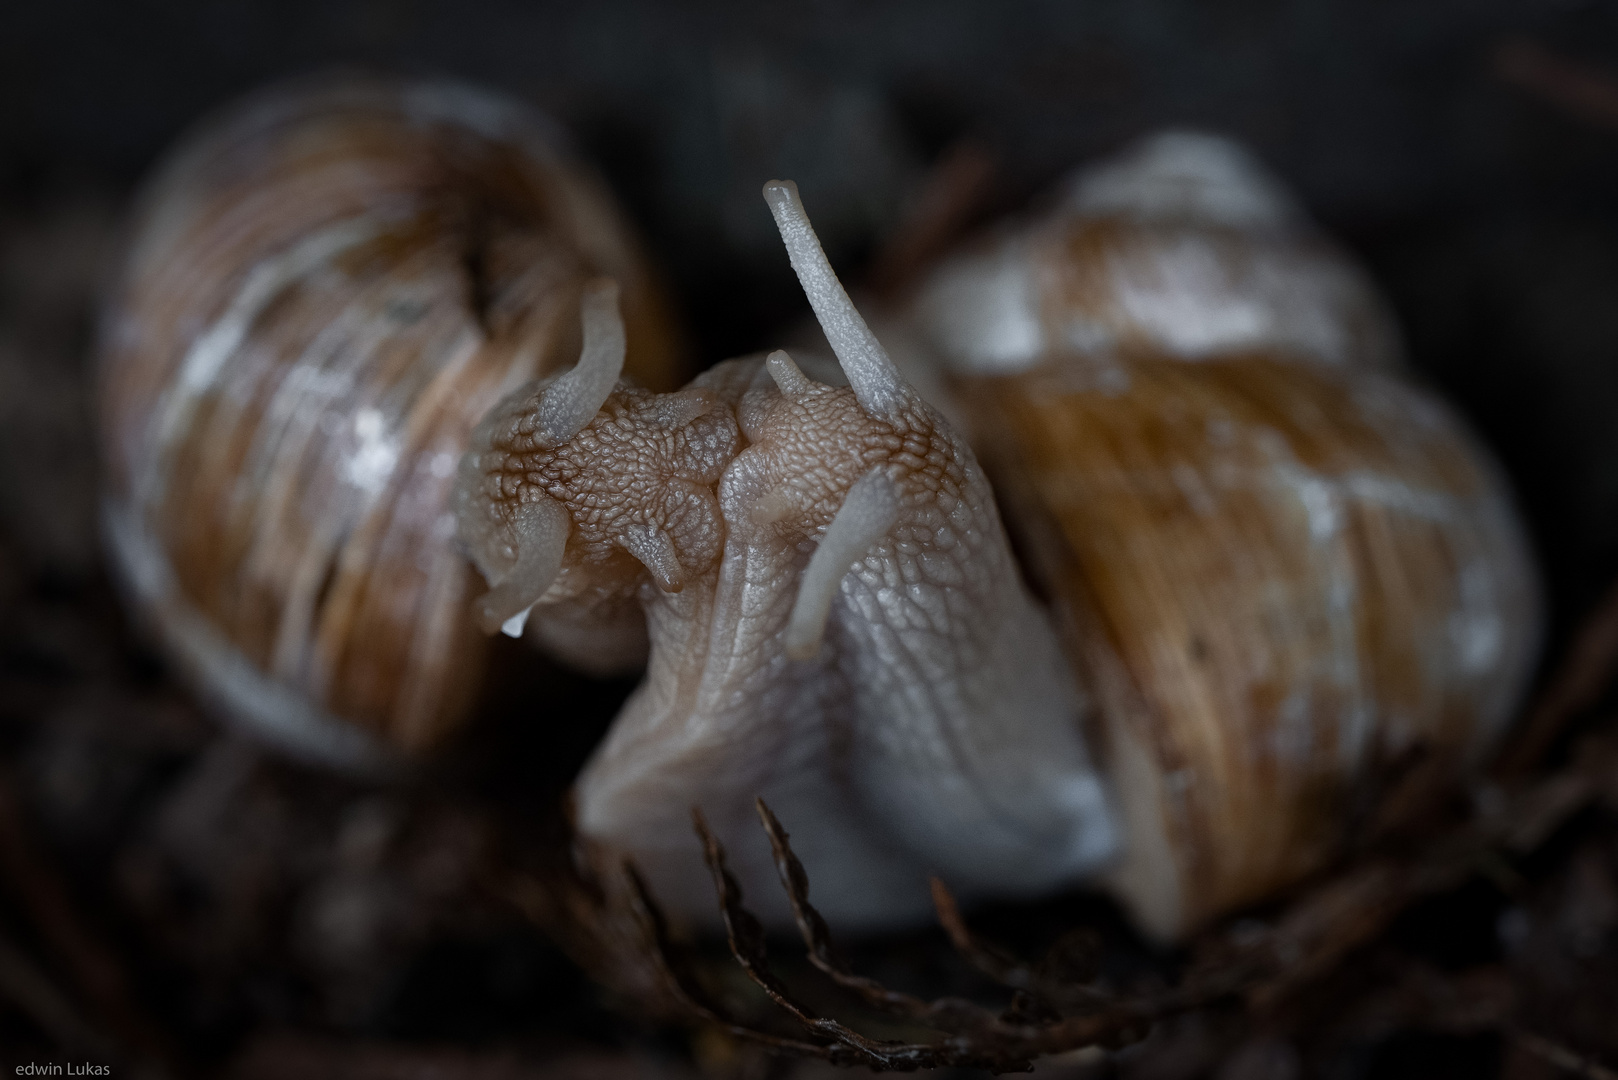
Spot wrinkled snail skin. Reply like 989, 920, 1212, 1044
907, 131, 1404, 382
890, 132, 1543, 939
458, 182, 1116, 929
97, 77, 682, 765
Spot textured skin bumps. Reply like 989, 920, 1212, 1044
451, 346, 1115, 929
459, 381, 738, 605
729, 380, 958, 547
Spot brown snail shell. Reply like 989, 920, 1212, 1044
893, 132, 1541, 938
959, 354, 1539, 938
98, 76, 682, 766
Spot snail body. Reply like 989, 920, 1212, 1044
98, 77, 681, 765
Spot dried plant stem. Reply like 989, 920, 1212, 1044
566, 738, 1613, 1074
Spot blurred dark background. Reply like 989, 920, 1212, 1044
5, 2, 1618, 1076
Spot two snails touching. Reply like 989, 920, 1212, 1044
99, 79, 1543, 943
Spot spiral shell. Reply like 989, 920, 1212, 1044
98, 77, 681, 766
896, 132, 1541, 938
964, 355, 1539, 937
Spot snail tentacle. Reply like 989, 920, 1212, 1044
763, 180, 909, 418
620, 524, 687, 594
474, 496, 570, 636
784, 467, 901, 661
764, 349, 814, 397
536, 278, 627, 445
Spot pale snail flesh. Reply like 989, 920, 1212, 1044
97, 77, 682, 766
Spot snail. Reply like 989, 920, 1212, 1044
101, 79, 1542, 943
97, 76, 682, 766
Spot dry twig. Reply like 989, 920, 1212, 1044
544, 731, 1617, 1073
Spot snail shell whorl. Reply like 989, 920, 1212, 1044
98, 77, 681, 764
909, 131, 1403, 379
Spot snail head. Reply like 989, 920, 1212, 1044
455, 278, 739, 635
728, 182, 980, 662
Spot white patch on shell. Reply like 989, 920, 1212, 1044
1450, 561, 1505, 675
1108, 237, 1272, 352
345, 407, 401, 493
910, 237, 1046, 374
140, 219, 383, 508
1340, 472, 1461, 523
428, 451, 457, 478
1272, 689, 1315, 764
1061, 130, 1302, 230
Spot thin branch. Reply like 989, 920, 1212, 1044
929, 877, 1036, 992
692, 808, 1002, 1070
617, 859, 852, 1064
755, 798, 1013, 1031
